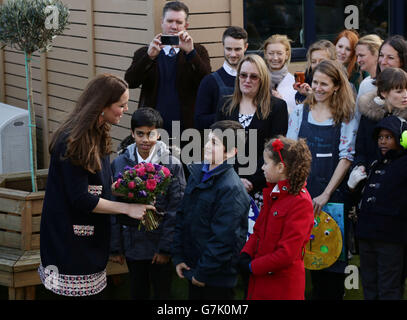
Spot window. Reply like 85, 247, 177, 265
315, 0, 389, 42
244, 0, 403, 61
244, 0, 304, 51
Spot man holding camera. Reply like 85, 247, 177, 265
194, 26, 248, 130
125, 1, 211, 135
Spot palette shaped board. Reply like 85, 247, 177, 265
304, 210, 343, 270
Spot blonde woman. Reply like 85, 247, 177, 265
355, 34, 383, 97
263, 34, 297, 113
217, 54, 288, 198
287, 60, 358, 300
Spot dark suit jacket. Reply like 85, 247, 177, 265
124, 44, 211, 130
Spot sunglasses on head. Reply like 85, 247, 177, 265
239, 72, 260, 81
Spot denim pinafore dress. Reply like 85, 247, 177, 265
298, 105, 348, 273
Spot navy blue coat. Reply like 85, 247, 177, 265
40, 134, 112, 276
356, 149, 407, 244
172, 162, 250, 288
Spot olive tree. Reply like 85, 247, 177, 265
0, 0, 69, 191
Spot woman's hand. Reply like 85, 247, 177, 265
127, 203, 154, 220
313, 193, 330, 215
293, 82, 312, 96
176, 262, 190, 279
241, 178, 253, 193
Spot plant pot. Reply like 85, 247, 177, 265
0, 169, 47, 250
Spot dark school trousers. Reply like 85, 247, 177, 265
126, 259, 173, 300
188, 281, 235, 300
359, 239, 404, 300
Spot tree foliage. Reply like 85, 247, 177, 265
0, 0, 70, 54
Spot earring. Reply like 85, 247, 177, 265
101, 111, 105, 117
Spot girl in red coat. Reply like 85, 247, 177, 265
240, 136, 314, 300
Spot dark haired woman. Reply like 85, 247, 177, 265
356, 67, 407, 172
38, 74, 154, 299
376, 35, 407, 78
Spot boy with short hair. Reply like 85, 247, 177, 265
172, 120, 250, 300
110, 107, 186, 300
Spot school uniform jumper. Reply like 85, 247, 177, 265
194, 64, 236, 130
124, 45, 211, 132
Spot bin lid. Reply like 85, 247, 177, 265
0, 103, 29, 128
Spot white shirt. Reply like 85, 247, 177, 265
136, 145, 156, 163
223, 61, 237, 77
276, 73, 297, 114
162, 46, 180, 56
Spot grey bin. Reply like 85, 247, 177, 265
0, 103, 30, 174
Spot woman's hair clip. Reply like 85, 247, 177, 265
272, 139, 286, 167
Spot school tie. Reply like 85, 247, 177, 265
168, 47, 176, 57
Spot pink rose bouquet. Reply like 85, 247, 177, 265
112, 163, 172, 231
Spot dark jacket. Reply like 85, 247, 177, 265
110, 141, 186, 260
356, 148, 407, 244
172, 162, 250, 288
124, 44, 211, 130
40, 134, 112, 276
216, 97, 288, 193
354, 91, 407, 169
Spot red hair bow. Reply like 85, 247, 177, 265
272, 139, 285, 167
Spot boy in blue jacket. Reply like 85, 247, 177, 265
172, 120, 250, 300
110, 107, 186, 300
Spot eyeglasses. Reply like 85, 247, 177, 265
239, 72, 260, 81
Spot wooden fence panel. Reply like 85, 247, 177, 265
0, 0, 241, 169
